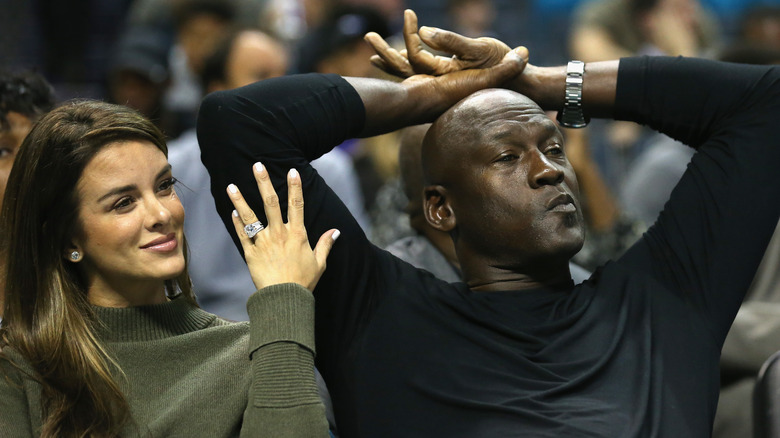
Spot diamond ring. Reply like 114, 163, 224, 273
244, 221, 265, 239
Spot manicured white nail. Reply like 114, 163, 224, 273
289, 168, 299, 179
227, 184, 238, 194
232, 209, 238, 217
254, 162, 264, 173
332, 229, 341, 241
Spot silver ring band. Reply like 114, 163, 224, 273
244, 221, 264, 238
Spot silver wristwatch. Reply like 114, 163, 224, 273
556, 60, 589, 128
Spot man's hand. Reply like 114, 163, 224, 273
365, 9, 525, 78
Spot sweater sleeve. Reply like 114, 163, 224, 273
239, 283, 329, 437
613, 56, 780, 342
0, 356, 35, 437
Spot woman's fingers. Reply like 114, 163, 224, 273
252, 162, 283, 228
230, 208, 253, 248
287, 168, 304, 227
226, 183, 262, 239
313, 229, 341, 272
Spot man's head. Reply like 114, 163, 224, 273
201, 29, 289, 93
421, 89, 584, 278
108, 28, 171, 120
0, 70, 56, 210
297, 5, 390, 77
174, 0, 236, 73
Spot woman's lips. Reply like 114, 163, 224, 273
140, 233, 178, 252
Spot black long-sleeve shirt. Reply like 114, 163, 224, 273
197, 57, 780, 437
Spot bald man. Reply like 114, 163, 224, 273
386, 123, 591, 284
197, 12, 780, 438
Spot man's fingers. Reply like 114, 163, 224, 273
418, 26, 480, 59
403, 10, 440, 75
470, 48, 528, 88
287, 168, 304, 227
252, 162, 283, 228
365, 32, 414, 77
313, 229, 340, 269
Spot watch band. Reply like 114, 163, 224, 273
556, 60, 590, 128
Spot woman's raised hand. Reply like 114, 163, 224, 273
226, 163, 339, 292
365, 9, 526, 78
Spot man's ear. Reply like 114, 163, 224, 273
423, 185, 456, 232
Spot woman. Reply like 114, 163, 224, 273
0, 100, 337, 437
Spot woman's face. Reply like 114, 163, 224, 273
72, 140, 185, 304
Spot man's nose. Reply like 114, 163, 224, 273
528, 152, 564, 188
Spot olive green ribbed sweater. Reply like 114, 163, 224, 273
0, 283, 329, 437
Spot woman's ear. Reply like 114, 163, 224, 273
423, 185, 456, 232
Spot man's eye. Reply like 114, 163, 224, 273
546, 145, 564, 156
497, 154, 518, 162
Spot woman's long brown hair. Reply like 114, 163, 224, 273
0, 100, 196, 437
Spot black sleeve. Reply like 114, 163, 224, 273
613, 56, 780, 342
196, 74, 400, 379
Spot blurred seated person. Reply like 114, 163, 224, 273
0, 69, 56, 318
0, 99, 334, 437
165, 0, 236, 138
571, 0, 720, 61
567, 0, 721, 210
108, 27, 177, 137
386, 123, 591, 283
297, 4, 396, 229
446, 0, 498, 39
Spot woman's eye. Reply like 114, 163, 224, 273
497, 154, 518, 162
158, 177, 177, 192
113, 197, 134, 211
0, 147, 13, 159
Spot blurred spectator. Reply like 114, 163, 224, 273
107, 27, 177, 136
165, 0, 236, 138
297, 5, 393, 240
0, 69, 56, 211
0, 69, 56, 315
571, 0, 720, 60
569, 0, 722, 196
446, 0, 498, 39
260, 0, 335, 46
737, 4, 780, 50
297, 4, 391, 76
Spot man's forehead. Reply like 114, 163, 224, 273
450, 89, 545, 126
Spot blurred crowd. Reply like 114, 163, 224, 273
2, 0, 780, 436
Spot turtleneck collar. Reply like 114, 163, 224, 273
91, 296, 218, 343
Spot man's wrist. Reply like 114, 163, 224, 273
557, 60, 590, 128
